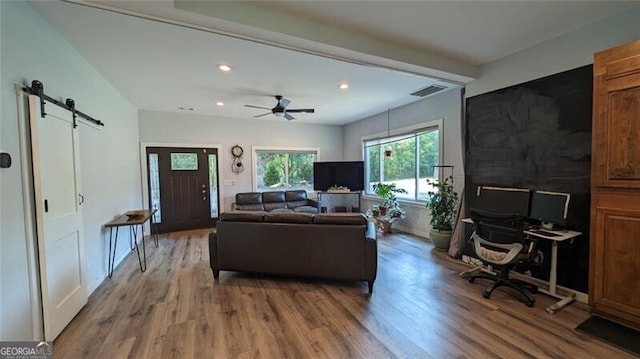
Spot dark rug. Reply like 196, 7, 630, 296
576, 315, 640, 356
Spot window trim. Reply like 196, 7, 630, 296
251, 146, 320, 192
361, 119, 444, 203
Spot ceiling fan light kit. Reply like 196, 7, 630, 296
245, 95, 315, 121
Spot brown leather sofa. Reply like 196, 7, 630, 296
209, 211, 377, 292
233, 190, 318, 214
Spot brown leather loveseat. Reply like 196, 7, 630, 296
209, 211, 377, 292
233, 190, 318, 214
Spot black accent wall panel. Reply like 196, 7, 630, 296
465, 65, 593, 292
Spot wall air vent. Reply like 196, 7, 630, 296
410, 85, 447, 97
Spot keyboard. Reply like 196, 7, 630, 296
530, 229, 561, 237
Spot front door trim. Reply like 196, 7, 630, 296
139, 142, 224, 235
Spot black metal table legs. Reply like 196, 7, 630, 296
108, 223, 157, 277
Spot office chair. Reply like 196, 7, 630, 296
466, 208, 538, 307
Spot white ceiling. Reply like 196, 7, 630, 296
31, 1, 635, 125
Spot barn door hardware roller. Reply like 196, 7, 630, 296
22, 80, 104, 127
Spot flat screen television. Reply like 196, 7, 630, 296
313, 161, 364, 191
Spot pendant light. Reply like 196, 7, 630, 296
385, 108, 392, 157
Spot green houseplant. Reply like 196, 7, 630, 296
425, 176, 458, 251
372, 183, 407, 215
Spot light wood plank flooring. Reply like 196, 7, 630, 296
53, 229, 635, 358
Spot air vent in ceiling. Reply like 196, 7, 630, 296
410, 85, 447, 97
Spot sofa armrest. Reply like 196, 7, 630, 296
306, 198, 318, 207
365, 221, 377, 284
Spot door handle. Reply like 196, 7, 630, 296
79, 194, 85, 205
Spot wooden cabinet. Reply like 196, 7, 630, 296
590, 39, 640, 329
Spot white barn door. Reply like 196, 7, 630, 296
28, 95, 87, 341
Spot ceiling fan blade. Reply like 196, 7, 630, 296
253, 112, 272, 118
279, 98, 291, 108
285, 108, 315, 114
245, 104, 271, 110
284, 113, 295, 121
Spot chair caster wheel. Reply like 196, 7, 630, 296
468, 277, 475, 283
482, 291, 490, 299
526, 300, 535, 308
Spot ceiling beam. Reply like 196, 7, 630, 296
76, 0, 478, 84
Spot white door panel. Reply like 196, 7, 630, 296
29, 95, 87, 341
39, 114, 77, 219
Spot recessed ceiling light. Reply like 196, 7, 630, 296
216, 101, 224, 107
217, 64, 231, 72
339, 82, 349, 90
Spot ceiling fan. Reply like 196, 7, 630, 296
245, 95, 315, 121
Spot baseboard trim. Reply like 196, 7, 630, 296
391, 224, 429, 239
87, 249, 129, 295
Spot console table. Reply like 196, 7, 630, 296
104, 209, 158, 277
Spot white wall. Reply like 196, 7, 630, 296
467, 6, 640, 97
342, 89, 463, 238
138, 110, 343, 211
1, 1, 141, 340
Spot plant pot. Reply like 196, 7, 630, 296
430, 229, 452, 251
379, 206, 388, 216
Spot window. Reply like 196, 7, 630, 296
364, 123, 441, 201
170, 153, 198, 170
254, 148, 318, 192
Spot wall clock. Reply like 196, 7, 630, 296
231, 145, 244, 158
231, 145, 244, 173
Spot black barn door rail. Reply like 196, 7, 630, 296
22, 80, 104, 128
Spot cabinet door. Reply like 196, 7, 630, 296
592, 41, 640, 188
590, 192, 640, 328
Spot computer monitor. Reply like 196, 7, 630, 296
471, 186, 532, 216
529, 190, 570, 229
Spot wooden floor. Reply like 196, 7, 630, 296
54, 229, 636, 359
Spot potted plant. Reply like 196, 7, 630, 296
425, 176, 458, 251
372, 182, 407, 215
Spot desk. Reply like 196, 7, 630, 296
461, 218, 581, 313
104, 209, 158, 277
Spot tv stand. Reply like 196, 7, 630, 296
317, 191, 361, 213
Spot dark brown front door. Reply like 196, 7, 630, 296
147, 147, 219, 233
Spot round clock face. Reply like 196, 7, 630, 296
231, 145, 243, 157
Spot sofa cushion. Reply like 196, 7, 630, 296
262, 191, 287, 211
220, 211, 265, 222
264, 212, 314, 224
294, 206, 318, 214
285, 190, 307, 201
313, 213, 368, 225
271, 208, 294, 213
236, 192, 262, 205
